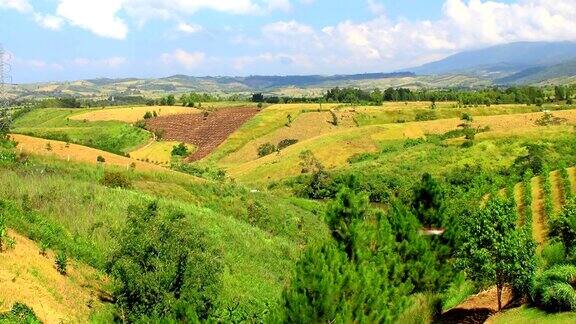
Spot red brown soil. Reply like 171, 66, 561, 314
440, 287, 514, 324
146, 107, 260, 161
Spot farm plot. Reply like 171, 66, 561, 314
146, 107, 260, 161
70, 106, 199, 123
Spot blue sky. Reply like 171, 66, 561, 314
0, 0, 574, 83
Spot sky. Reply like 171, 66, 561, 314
1, 0, 576, 83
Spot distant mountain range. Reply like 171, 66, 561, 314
410, 41, 576, 84
6, 42, 576, 100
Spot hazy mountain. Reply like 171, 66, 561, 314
497, 58, 576, 84
411, 42, 576, 79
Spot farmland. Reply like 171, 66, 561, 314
2, 95, 576, 322
146, 106, 261, 161
70, 105, 199, 123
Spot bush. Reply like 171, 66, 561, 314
415, 111, 437, 121
533, 265, 576, 312
257, 143, 276, 157
106, 202, 222, 321
0, 303, 40, 323
277, 139, 298, 150
55, 251, 68, 275
171, 143, 189, 157
0, 213, 15, 252
96, 155, 106, 163
100, 171, 132, 189
143, 111, 153, 119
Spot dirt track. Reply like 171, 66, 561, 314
146, 107, 260, 161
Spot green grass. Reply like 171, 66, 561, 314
11, 108, 151, 155
0, 143, 328, 317
490, 306, 576, 323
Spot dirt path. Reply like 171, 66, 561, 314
440, 287, 514, 324
0, 230, 107, 323
531, 177, 547, 246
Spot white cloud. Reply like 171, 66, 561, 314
34, 13, 64, 30
283, 0, 576, 71
367, 0, 385, 15
57, 0, 128, 40
176, 22, 203, 34
161, 49, 206, 70
0, 0, 32, 12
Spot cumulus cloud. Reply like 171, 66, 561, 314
255, 0, 576, 72
57, 0, 128, 39
176, 22, 203, 34
161, 49, 206, 70
33, 13, 64, 30
0, 0, 32, 12
45, 0, 296, 39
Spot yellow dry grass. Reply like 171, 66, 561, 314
531, 177, 547, 246
129, 141, 195, 165
0, 230, 107, 323
223, 109, 576, 185
10, 134, 167, 172
70, 106, 199, 123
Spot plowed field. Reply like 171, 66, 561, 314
146, 107, 260, 161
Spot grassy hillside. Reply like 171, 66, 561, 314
11, 108, 150, 155
0, 139, 327, 319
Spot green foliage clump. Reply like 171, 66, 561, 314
0, 212, 15, 252
100, 171, 132, 189
512, 144, 547, 177
0, 302, 41, 323
533, 265, 576, 312
412, 173, 444, 227
106, 202, 222, 322
457, 197, 536, 310
96, 155, 106, 163
143, 111, 153, 119
415, 110, 437, 121
257, 143, 276, 157
548, 198, 576, 258
55, 251, 68, 275
281, 188, 410, 322
171, 142, 189, 157
277, 138, 298, 150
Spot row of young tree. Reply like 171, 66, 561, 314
251, 85, 575, 106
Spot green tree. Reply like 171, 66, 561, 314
457, 197, 536, 310
282, 188, 410, 323
171, 143, 189, 157
107, 202, 222, 321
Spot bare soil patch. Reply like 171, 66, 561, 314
146, 107, 260, 161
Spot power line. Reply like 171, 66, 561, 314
0, 43, 12, 134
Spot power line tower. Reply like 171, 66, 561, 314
0, 43, 12, 135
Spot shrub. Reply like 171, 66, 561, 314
415, 111, 437, 121
107, 202, 222, 321
257, 143, 277, 157
55, 251, 68, 275
461, 113, 473, 122
329, 110, 338, 126
461, 140, 474, 148
533, 265, 576, 312
0, 303, 40, 323
100, 171, 132, 189
143, 111, 153, 119
0, 213, 15, 252
277, 139, 298, 150
541, 241, 566, 268
171, 142, 189, 157
96, 155, 106, 163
